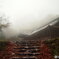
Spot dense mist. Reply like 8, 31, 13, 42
0, 0, 59, 38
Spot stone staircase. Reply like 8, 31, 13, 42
11, 40, 42, 59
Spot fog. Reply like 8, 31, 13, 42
0, 0, 59, 37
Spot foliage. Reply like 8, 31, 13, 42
44, 38, 59, 56
0, 41, 8, 51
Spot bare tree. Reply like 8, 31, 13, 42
0, 16, 9, 39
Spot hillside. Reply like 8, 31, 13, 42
24, 17, 59, 40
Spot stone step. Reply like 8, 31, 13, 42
16, 53, 41, 56
14, 48, 40, 51
14, 47, 38, 49
18, 44, 40, 46
16, 46, 40, 48
12, 57, 37, 59
15, 49, 40, 52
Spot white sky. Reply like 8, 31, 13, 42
0, 0, 59, 37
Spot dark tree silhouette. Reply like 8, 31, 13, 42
0, 16, 9, 40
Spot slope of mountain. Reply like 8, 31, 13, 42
24, 17, 59, 40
